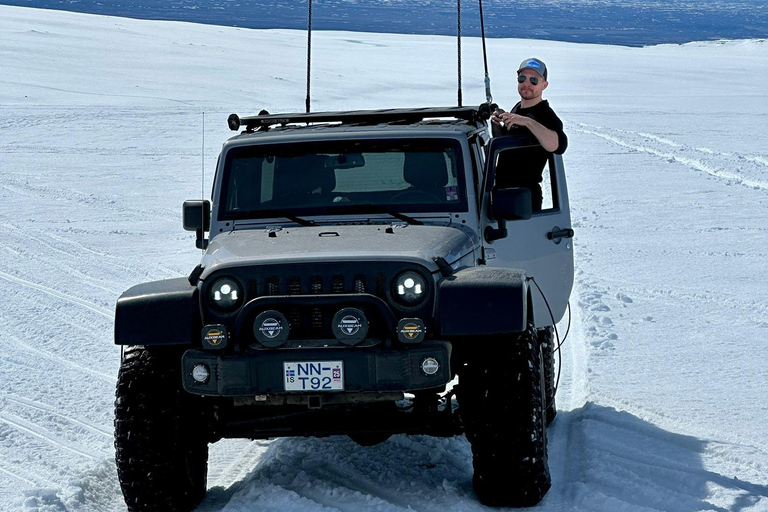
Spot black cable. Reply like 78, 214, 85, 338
526, 276, 566, 398
562, 301, 572, 348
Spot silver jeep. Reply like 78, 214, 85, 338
113, 105, 574, 511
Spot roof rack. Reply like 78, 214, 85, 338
227, 104, 495, 132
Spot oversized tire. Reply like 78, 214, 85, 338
457, 326, 550, 507
114, 346, 210, 512
538, 326, 557, 425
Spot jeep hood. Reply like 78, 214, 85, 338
199, 225, 476, 279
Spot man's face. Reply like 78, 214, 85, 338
517, 70, 548, 101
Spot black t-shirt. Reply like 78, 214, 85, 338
493, 100, 567, 190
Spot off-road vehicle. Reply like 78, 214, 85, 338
114, 104, 574, 511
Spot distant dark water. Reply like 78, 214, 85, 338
3, 0, 766, 46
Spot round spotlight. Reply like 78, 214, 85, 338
332, 308, 369, 346
208, 277, 242, 311
393, 271, 427, 306
192, 364, 210, 383
421, 358, 440, 376
253, 310, 290, 348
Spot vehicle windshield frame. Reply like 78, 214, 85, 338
217, 137, 468, 222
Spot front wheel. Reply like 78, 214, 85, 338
457, 326, 550, 507
539, 326, 557, 425
114, 346, 210, 512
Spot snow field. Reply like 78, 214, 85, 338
1, 4, 767, 511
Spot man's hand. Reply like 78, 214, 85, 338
494, 111, 530, 129
490, 108, 506, 126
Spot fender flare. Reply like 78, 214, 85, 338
436, 267, 529, 336
114, 277, 200, 346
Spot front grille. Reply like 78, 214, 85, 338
248, 273, 376, 297
203, 262, 434, 345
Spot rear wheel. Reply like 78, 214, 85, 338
114, 346, 210, 512
457, 326, 550, 507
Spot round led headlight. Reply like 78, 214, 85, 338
208, 277, 242, 311
393, 271, 427, 306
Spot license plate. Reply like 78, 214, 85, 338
283, 361, 344, 391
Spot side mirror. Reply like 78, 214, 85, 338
183, 200, 211, 249
492, 187, 532, 221
484, 188, 532, 243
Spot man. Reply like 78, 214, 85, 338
490, 57, 567, 211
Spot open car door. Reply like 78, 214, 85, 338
481, 135, 575, 327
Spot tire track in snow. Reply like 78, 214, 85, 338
0, 270, 113, 319
546, 263, 594, 507
288, 462, 417, 512
0, 465, 39, 486
0, 461, 58, 491
43, 228, 180, 276
207, 439, 271, 490
0, 175, 176, 218
1, 334, 114, 383
0, 226, 121, 296
574, 124, 768, 190
0, 393, 112, 439
0, 411, 102, 461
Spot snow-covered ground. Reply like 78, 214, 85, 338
1, 5, 767, 511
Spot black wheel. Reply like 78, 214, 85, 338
457, 326, 550, 507
538, 326, 557, 425
115, 346, 210, 512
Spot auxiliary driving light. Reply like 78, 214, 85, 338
332, 308, 369, 345
397, 318, 426, 344
421, 358, 440, 376
253, 310, 290, 347
209, 278, 242, 310
192, 364, 210, 383
393, 271, 427, 306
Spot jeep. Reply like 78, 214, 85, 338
113, 104, 574, 511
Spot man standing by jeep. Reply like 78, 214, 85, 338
491, 57, 568, 210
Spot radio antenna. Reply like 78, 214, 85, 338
457, 0, 462, 107
201, 111, 205, 254
305, 0, 313, 113
478, 0, 493, 104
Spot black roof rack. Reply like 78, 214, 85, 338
227, 104, 495, 132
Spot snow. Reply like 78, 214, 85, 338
1, 4, 767, 511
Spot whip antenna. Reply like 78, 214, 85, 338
478, 0, 493, 104
305, 0, 313, 113
457, 0, 462, 106
201, 111, 205, 254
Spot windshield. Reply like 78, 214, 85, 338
219, 138, 466, 221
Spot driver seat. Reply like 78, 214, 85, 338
402, 152, 448, 198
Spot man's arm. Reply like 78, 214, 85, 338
496, 112, 560, 152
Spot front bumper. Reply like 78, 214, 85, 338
181, 342, 452, 396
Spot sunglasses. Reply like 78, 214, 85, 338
517, 75, 540, 85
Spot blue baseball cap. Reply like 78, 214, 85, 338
517, 58, 548, 80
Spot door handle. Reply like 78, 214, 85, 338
547, 227, 574, 242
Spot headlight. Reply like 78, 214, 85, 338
393, 271, 427, 306
208, 277, 242, 310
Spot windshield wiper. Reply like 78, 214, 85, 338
282, 214, 316, 226
254, 210, 315, 226
328, 204, 424, 225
